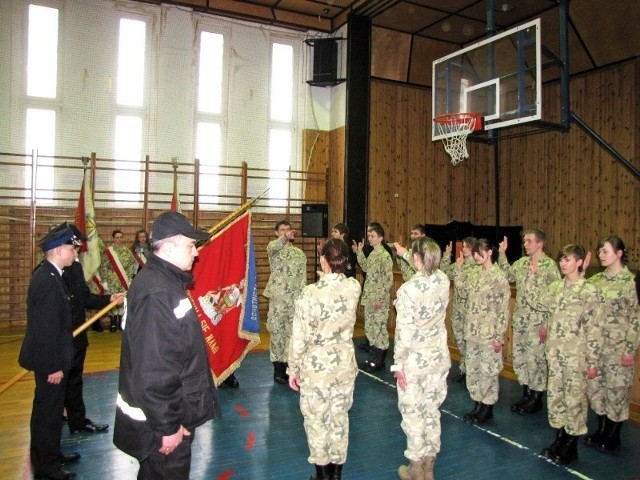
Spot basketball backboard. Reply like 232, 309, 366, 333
432, 18, 541, 140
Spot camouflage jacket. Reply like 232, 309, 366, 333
397, 251, 416, 282
263, 236, 307, 300
287, 273, 361, 384
393, 270, 451, 374
356, 246, 394, 308
455, 264, 510, 342
498, 252, 560, 328
588, 266, 640, 357
440, 255, 479, 305
527, 277, 602, 366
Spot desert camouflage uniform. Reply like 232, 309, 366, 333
498, 252, 560, 391
397, 251, 416, 282
440, 255, 479, 374
287, 273, 361, 465
587, 267, 640, 421
393, 270, 451, 460
99, 243, 136, 316
456, 265, 510, 405
264, 236, 307, 362
527, 277, 601, 435
356, 246, 394, 349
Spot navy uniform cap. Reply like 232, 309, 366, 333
39, 222, 81, 251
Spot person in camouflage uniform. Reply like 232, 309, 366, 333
393, 224, 427, 282
392, 237, 450, 480
439, 237, 478, 384
498, 228, 560, 414
288, 238, 361, 480
455, 239, 510, 424
526, 245, 601, 465
585, 236, 640, 451
354, 223, 394, 372
264, 220, 307, 384
99, 229, 136, 332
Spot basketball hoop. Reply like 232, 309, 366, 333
433, 113, 482, 165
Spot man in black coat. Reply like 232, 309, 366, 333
63, 224, 124, 434
114, 212, 221, 479
19, 223, 82, 480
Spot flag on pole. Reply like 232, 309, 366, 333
188, 211, 260, 386
74, 169, 101, 282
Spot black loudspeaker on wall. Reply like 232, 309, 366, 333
301, 204, 328, 238
312, 39, 338, 83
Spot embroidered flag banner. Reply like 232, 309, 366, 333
74, 169, 102, 282
170, 182, 182, 213
188, 211, 260, 385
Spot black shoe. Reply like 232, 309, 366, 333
517, 390, 544, 415
220, 373, 240, 388
358, 338, 372, 352
452, 372, 466, 383
70, 419, 108, 434
273, 362, 289, 384
511, 385, 531, 412
541, 428, 566, 458
599, 419, 623, 451
554, 434, 578, 464
585, 414, 607, 446
59, 452, 81, 465
91, 322, 104, 332
35, 468, 77, 480
470, 403, 493, 424
463, 402, 481, 422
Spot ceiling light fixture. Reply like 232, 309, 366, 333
497, 3, 514, 12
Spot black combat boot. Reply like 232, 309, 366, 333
361, 347, 386, 372
600, 419, 623, 451
541, 428, 566, 458
273, 362, 288, 384
464, 402, 481, 422
554, 433, 578, 464
331, 463, 343, 480
470, 403, 493, 424
517, 389, 543, 415
585, 414, 607, 446
310, 463, 332, 480
511, 385, 531, 412
358, 338, 372, 352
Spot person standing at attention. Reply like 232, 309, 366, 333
100, 229, 136, 332
439, 237, 478, 385
19, 223, 83, 480
330, 223, 357, 278
263, 220, 307, 384
288, 238, 361, 480
585, 236, 640, 451
113, 212, 221, 479
353, 223, 394, 372
498, 229, 560, 415
393, 237, 451, 480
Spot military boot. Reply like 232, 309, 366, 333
463, 402, 481, 422
516, 389, 543, 415
585, 414, 607, 446
541, 428, 566, 458
109, 315, 118, 332
600, 419, 623, 451
398, 459, 423, 480
362, 347, 386, 372
511, 385, 531, 412
331, 463, 343, 480
273, 362, 288, 384
470, 403, 493, 424
423, 455, 436, 480
310, 464, 332, 480
554, 433, 578, 464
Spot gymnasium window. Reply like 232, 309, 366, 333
268, 41, 296, 208
24, 4, 59, 198
196, 31, 224, 207
114, 18, 147, 202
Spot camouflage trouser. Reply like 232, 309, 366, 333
364, 305, 389, 350
465, 340, 502, 405
299, 377, 355, 465
450, 309, 466, 373
512, 322, 547, 391
266, 297, 295, 362
547, 348, 588, 435
587, 354, 635, 422
398, 369, 448, 460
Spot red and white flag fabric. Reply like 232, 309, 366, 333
188, 211, 260, 386
74, 169, 101, 282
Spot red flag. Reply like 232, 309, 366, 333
170, 183, 181, 213
75, 169, 101, 281
74, 176, 88, 253
188, 212, 260, 386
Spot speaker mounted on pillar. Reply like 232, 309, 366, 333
301, 204, 328, 238
305, 37, 346, 88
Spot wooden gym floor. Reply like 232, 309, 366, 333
1, 322, 639, 480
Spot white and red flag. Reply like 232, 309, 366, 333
74, 169, 101, 282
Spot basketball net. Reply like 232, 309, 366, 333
434, 113, 479, 166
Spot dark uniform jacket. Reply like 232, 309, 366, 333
19, 260, 75, 374
64, 260, 111, 350
113, 253, 221, 461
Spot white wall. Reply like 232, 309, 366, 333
0, 0, 345, 202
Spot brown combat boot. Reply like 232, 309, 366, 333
398, 459, 423, 480
423, 455, 436, 480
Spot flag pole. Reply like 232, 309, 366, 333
203, 188, 269, 240
0, 298, 121, 396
